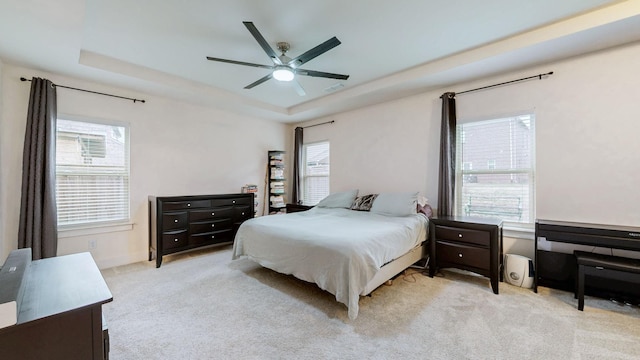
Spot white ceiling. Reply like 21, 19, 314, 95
1, 0, 640, 122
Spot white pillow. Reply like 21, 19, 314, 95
417, 195, 429, 207
316, 190, 359, 208
370, 192, 419, 217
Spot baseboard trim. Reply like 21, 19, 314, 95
95, 251, 148, 270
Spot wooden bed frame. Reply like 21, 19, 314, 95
361, 242, 426, 295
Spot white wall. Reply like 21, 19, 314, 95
301, 94, 441, 197
298, 42, 640, 259
0, 64, 287, 268
0, 58, 4, 262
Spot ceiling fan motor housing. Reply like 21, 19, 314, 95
276, 42, 290, 55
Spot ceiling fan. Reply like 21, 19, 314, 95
206, 21, 349, 96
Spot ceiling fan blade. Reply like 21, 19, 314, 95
291, 79, 306, 96
243, 21, 282, 65
288, 37, 341, 68
206, 56, 274, 70
244, 73, 273, 89
297, 69, 349, 80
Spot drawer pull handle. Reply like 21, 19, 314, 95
174, 238, 179, 242
174, 219, 178, 223
187, 203, 191, 207
212, 212, 215, 216
458, 233, 463, 238
241, 212, 245, 216
458, 253, 463, 258
211, 235, 215, 239
211, 224, 215, 228
232, 200, 236, 204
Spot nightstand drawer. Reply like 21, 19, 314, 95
436, 240, 490, 271
435, 225, 490, 247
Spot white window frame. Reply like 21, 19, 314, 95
301, 141, 330, 206
55, 116, 131, 234
454, 113, 535, 234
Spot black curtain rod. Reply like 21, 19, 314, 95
20, 77, 146, 103
456, 71, 554, 96
302, 120, 335, 129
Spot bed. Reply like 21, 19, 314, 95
232, 191, 429, 319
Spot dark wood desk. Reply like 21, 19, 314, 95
0, 252, 113, 360
534, 219, 640, 300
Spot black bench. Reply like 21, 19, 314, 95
574, 250, 640, 311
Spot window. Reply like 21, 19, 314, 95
302, 141, 330, 205
455, 114, 535, 226
56, 118, 130, 228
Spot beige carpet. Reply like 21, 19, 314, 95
101, 246, 640, 359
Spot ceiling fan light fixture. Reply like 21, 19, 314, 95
273, 66, 294, 82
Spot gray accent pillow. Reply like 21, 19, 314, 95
316, 190, 359, 208
350, 194, 378, 211
370, 192, 419, 217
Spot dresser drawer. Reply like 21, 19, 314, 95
162, 212, 188, 230
163, 199, 211, 211
190, 207, 233, 222
189, 229, 233, 245
233, 205, 252, 220
211, 197, 250, 207
189, 219, 232, 234
162, 230, 188, 250
434, 225, 490, 247
436, 240, 490, 271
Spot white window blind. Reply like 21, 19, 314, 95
455, 114, 535, 225
302, 141, 330, 205
56, 119, 130, 228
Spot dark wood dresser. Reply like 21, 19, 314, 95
428, 216, 503, 294
0, 250, 112, 360
149, 193, 254, 267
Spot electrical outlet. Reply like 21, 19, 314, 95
88, 239, 97, 250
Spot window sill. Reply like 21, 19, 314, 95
58, 222, 134, 238
503, 224, 534, 240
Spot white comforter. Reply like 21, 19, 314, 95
232, 207, 428, 319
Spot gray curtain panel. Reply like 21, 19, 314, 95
292, 127, 303, 204
18, 77, 58, 259
437, 92, 456, 217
